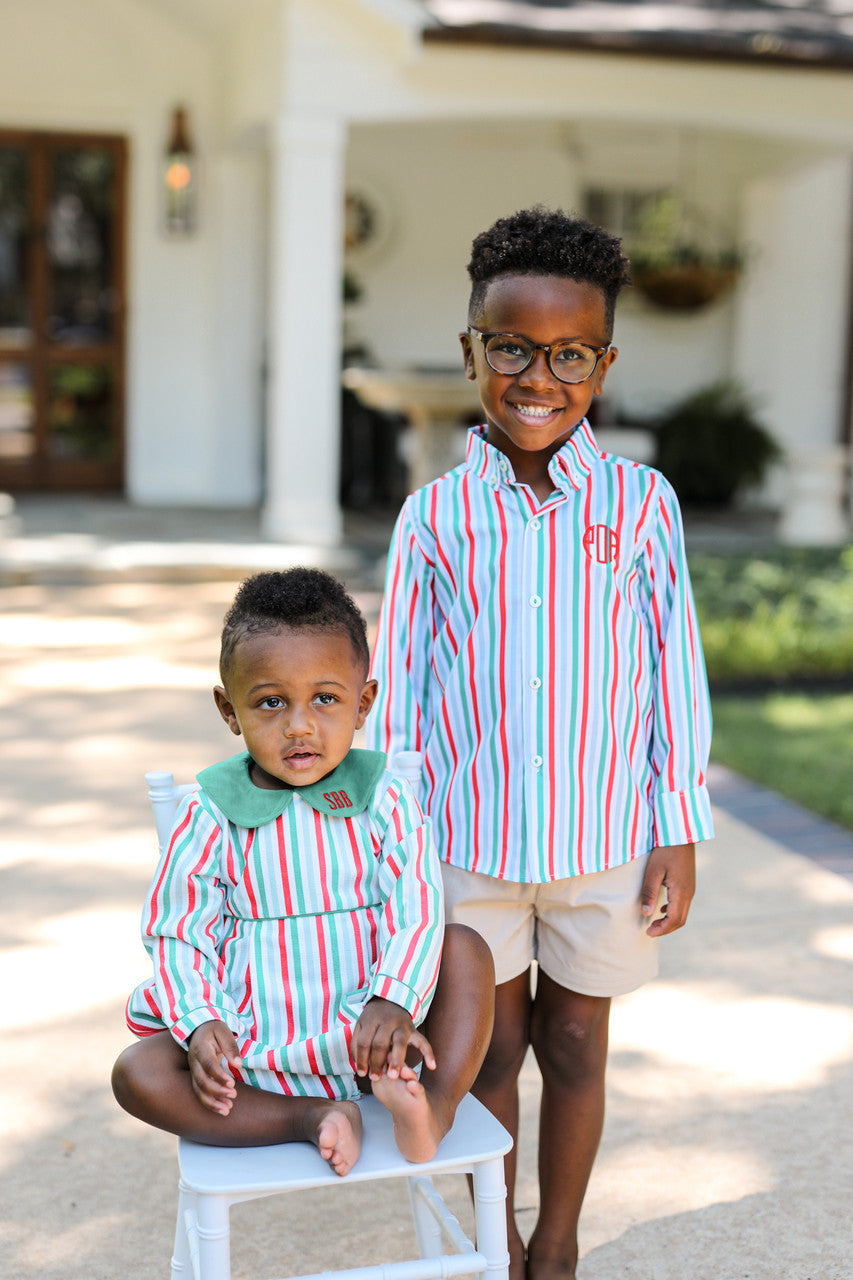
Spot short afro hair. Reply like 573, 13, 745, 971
220, 568, 370, 682
467, 206, 631, 332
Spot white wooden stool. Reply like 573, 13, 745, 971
144, 769, 511, 1280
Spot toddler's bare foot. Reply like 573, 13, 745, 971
310, 1100, 362, 1176
372, 1064, 445, 1162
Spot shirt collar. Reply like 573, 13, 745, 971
197, 748, 388, 828
465, 419, 601, 493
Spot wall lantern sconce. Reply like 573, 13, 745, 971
162, 105, 197, 236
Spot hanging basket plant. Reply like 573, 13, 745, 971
626, 190, 744, 312
630, 251, 742, 311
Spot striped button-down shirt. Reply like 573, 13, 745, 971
368, 423, 713, 883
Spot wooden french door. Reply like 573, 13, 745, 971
0, 130, 126, 490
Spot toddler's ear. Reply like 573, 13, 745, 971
213, 686, 242, 736
356, 678, 379, 729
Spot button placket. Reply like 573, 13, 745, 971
522, 510, 546, 795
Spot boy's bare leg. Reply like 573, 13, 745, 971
527, 974, 611, 1280
112, 1032, 362, 1176
469, 969, 533, 1280
373, 923, 495, 1162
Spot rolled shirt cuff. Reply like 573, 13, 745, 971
653, 784, 715, 848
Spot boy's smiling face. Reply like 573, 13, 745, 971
460, 273, 617, 484
213, 627, 377, 789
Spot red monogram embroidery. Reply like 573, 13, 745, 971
323, 789, 353, 810
583, 524, 619, 565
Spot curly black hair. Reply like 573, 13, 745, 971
467, 206, 631, 332
220, 568, 369, 681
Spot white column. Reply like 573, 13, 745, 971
733, 154, 853, 545
263, 114, 345, 544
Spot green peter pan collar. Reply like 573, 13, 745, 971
197, 748, 388, 828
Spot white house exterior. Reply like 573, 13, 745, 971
1, 0, 851, 543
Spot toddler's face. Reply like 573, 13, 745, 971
459, 273, 617, 464
214, 627, 377, 789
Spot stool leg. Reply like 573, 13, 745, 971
408, 1176, 444, 1259
472, 1157, 510, 1280
171, 1181, 194, 1280
196, 1193, 232, 1280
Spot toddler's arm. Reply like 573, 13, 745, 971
640, 842, 695, 936
350, 997, 436, 1082
187, 1019, 243, 1115
142, 794, 244, 1044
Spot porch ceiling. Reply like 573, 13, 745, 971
422, 0, 853, 69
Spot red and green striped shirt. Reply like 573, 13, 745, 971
368, 423, 713, 883
126, 750, 443, 1100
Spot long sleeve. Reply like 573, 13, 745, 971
641, 477, 714, 847
365, 778, 444, 1023
367, 500, 437, 770
138, 795, 243, 1045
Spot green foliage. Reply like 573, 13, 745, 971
690, 546, 853, 683
653, 382, 780, 506
712, 692, 853, 830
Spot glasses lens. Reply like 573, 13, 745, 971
483, 335, 533, 374
550, 343, 598, 384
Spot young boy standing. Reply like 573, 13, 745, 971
368, 208, 713, 1277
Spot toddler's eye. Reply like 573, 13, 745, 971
260, 696, 283, 709
315, 692, 337, 706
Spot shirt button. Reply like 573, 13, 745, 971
529, 518, 541, 531
531, 754, 543, 768
529, 677, 542, 690
529, 595, 542, 608
499, 458, 508, 472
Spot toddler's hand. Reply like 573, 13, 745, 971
351, 997, 436, 1082
187, 1020, 242, 1116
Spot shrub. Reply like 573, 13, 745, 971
689, 546, 853, 684
653, 382, 780, 507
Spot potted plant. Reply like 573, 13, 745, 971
652, 382, 780, 507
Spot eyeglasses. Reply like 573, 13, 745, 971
467, 327, 611, 385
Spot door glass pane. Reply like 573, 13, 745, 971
47, 147, 117, 345
47, 364, 115, 461
0, 362, 35, 460
0, 148, 32, 345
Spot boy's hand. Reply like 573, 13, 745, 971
640, 842, 696, 936
351, 997, 436, 1082
187, 1020, 242, 1115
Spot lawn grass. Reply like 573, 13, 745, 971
711, 691, 853, 832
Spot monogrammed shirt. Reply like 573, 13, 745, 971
368, 423, 713, 883
126, 750, 443, 1099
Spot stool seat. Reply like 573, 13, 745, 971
178, 1092, 510, 1195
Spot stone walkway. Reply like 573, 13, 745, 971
1, 499, 851, 1279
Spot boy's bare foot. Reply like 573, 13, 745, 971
372, 1064, 445, 1162
309, 1100, 363, 1176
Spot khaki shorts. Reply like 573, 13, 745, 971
441, 856, 661, 998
